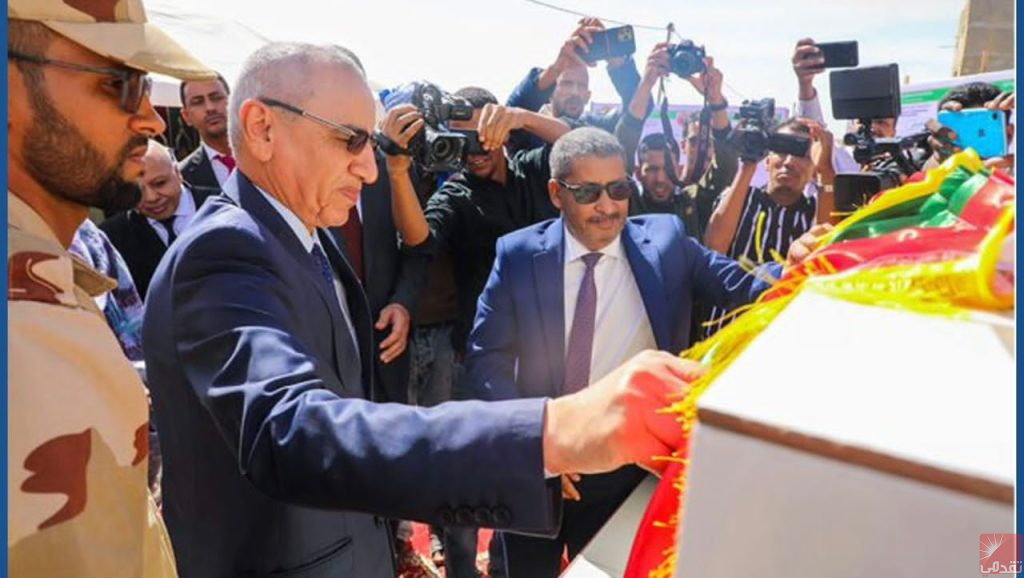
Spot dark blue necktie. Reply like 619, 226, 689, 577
310, 244, 335, 295
564, 252, 602, 393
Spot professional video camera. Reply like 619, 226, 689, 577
667, 40, 706, 78
399, 82, 483, 173
829, 64, 931, 212
731, 98, 812, 163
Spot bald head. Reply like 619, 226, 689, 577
227, 42, 379, 232
229, 42, 369, 153
138, 140, 184, 220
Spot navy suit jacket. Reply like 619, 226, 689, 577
143, 172, 558, 577
464, 215, 777, 401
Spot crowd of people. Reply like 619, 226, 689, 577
8, 1, 1015, 578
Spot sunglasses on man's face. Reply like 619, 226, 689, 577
557, 179, 634, 204
8, 50, 152, 114
258, 97, 376, 154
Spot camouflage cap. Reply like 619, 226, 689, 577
9, 0, 215, 80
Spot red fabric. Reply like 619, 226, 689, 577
215, 153, 236, 171
340, 206, 364, 282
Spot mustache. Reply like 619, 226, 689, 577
565, 96, 584, 108
588, 212, 622, 224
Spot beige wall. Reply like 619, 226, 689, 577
953, 0, 1015, 75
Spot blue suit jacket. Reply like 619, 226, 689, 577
143, 172, 559, 577
464, 215, 777, 401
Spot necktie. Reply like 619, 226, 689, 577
216, 154, 236, 171
311, 243, 362, 383
157, 216, 177, 246
340, 205, 364, 282
310, 244, 336, 297
563, 252, 602, 393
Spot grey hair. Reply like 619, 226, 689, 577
228, 42, 367, 152
549, 127, 625, 181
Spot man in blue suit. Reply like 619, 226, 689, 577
143, 43, 706, 578
464, 127, 809, 576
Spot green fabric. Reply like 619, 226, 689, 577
832, 167, 990, 243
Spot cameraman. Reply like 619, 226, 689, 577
506, 18, 644, 154
619, 43, 738, 241
383, 88, 568, 577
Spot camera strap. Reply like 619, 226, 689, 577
685, 96, 712, 187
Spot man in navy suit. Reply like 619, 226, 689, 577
143, 43, 706, 578
464, 127, 805, 576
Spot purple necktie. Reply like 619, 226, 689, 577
564, 252, 602, 394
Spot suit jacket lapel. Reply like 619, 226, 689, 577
533, 220, 566, 393
319, 230, 374, 400
622, 220, 671, 350
196, 148, 222, 192
128, 210, 168, 254
232, 173, 361, 393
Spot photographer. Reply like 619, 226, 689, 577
791, 38, 864, 175
383, 87, 568, 578
703, 118, 833, 333
506, 18, 644, 154
928, 82, 1015, 174
619, 43, 738, 241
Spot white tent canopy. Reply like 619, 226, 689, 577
145, 4, 383, 113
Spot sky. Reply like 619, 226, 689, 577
149, 0, 972, 129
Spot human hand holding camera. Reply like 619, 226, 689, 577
640, 42, 671, 88
804, 119, 835, 181
792, 38, 823, 101
477, 103, 525, 152
378, 104, 424, 173
686, 56, 725, 107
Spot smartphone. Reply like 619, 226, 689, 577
937, 109, 1008, 159
453, 129, 485, 156
579, 25, 636, 64
814, 41, 858, 69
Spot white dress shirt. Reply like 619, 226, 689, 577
146, 185, 197, 246
202, 142, 235, 188
562, 226, 656, 386
234, 182, 359, 347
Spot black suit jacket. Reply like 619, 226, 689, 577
330, 154, 431, 404
178, 145, 224, 198
100, 187, 216, 299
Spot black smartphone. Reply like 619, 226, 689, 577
579, 25, 636, 64
453, 129, 485, 156
816, 41, 858, 68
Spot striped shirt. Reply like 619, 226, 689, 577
703, 186, 816, 338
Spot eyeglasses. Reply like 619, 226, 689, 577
258, 97, 376, 154
557, 179, 634, 204
8, 50, 152, 114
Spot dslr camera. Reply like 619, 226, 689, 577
407, 82, 483, 173
731, 98, 811, 163
667, 40, 706, 78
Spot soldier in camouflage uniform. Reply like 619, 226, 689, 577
7, 0, 213, 575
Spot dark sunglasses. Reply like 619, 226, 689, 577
258, 97, 376, 154
557, 179, 633, 204
8, 50, 152, 114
